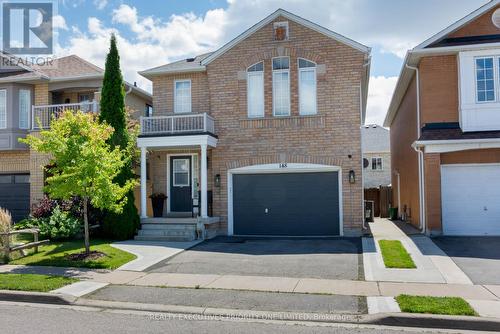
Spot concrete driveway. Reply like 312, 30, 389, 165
433, 237, 500, 285
147, 237, 363, 280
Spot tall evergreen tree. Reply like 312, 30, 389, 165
99, 34, 128, 149
99, 34, 140, 240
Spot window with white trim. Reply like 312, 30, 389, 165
0, 90, 6, 129
247, 62, 264, 118
174, 80, 191, 113
298, 58, 317, 115
371, 157, 383, 170
19, 89, 30, 129
272, 57, 290, 116
475, 57, 495, 102
173, 158, 190, 186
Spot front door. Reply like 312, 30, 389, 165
170, 156, 192, 212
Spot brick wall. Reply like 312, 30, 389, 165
449, 5, 500, 38
152, 72, 209, 115
390, 77, 420, 226
419, 55, 459, 125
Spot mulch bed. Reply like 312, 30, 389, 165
66, 251, 106, 261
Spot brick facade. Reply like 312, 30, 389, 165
149, 16, 367, 234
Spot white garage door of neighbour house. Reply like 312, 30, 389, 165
441, 164, 500, 236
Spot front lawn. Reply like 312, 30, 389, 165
10, 239, 136, 270
0, 273, 78, 292
396, 295, 477, 316
379, 240, 416, 269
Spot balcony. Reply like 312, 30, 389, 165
140, 113, 215, 136
32, 101, 99, 130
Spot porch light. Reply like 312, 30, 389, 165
215, 174, 221, 188
349, 170, 356, 184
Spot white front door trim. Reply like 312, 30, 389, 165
227, 163, 343, 236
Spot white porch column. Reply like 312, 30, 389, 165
140, 146, 148, 218
200, 144, 208, 218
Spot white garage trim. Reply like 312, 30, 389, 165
441, 163, 500, 236
227, 163, 343, 236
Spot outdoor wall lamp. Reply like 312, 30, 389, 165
215, 174, 221, 188
349, 170, 356, 184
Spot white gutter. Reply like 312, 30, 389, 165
406, 64, 426, 233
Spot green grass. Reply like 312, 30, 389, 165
10, 239, 136, 270
0, 273, 78, 292
379, 240, 416, 269
396, 295, 477, 316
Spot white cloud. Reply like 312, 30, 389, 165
93, 0, 108, 10
53, 15, 68, 30
365, 76, 398, 126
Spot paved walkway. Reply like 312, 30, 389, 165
110, 240, 201, 271
363, 218, 472, 284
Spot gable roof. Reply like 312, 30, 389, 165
384, 0, 500, 127
139, 53, 212, 78
415, 0, 500, 50
202, 8, 370, 66
33, 55, 104, 80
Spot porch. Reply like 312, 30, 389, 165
137, 113, 218, 226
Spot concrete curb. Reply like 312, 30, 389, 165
74, 298, 500, 331
0, 290, 76, 305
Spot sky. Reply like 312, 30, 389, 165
51, 0, 489, 125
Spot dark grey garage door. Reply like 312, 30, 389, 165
233, 172, 340, 236
0, 174, 30, 222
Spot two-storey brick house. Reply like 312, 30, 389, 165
385, 0, 500, 236
137, 9, 371, 238
0, 54, 152, 222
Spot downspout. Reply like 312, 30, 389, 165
406, 64, 426, 233
394, 170, 401, 218
360, 56, 371, 230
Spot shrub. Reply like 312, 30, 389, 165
102, 191, 140, 240
31, 195, 83, 220
0, 207, 12, 234
16, 205, 81, 240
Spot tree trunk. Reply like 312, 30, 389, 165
83, 197, 90, 255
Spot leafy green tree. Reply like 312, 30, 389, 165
99, 34, 140, 240
21, 112, 136, 255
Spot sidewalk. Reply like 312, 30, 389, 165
362, 218, 472, 284
2, 264, 499, 301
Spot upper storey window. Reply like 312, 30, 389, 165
247, 62, 264, 118
174, 80, 191, 113
475, 57, 495, 102
272, 57, 290, 116
298, 58, 317, 115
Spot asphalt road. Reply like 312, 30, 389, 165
0, 302, 449, 334
88, 285, 366, 314
148, 238, 363, 280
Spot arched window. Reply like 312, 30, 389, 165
298, 58, 317, 115
247, 62, 264, 118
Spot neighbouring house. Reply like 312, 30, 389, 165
0, 54, 152, 222
137, 8, 371, 238
384, 0, 500, 236
362, 124, 391, 189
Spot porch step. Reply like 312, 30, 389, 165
134, 219, 198, 242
